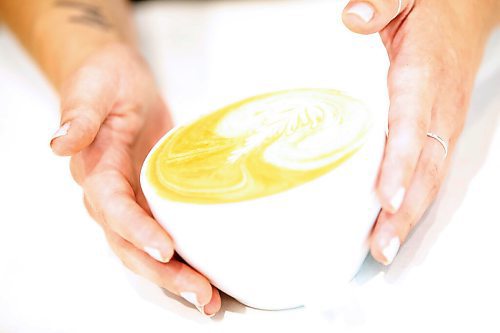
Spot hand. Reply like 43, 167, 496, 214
342, 0, 498, 264
50, 43, 221, 317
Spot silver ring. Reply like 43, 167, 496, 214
427, 132, 449, 159
396, 0, 402, 16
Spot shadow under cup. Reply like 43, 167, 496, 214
140, 89, 387, 310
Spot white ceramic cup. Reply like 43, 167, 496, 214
140, 90, 387, 310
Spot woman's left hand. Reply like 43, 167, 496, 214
341, 0, 499, 264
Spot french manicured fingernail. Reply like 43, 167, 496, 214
180, 291, 201, 307
51, 122, 70, 141
181, 291, 214, 317
347, 2, 375, 23
196, 305, 216, 318
381, 236, 400, 265
144, 246, 170, 263
389, 187, 406, 212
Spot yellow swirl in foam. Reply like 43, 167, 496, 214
147, 89, 371, 204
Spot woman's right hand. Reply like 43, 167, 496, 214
50, 43, 221, 317
341, 0, 499, 265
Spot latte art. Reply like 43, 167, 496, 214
147, 89, 372, 203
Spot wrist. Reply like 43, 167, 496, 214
30, 1, 136, 89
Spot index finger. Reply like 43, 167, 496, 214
376, 64, 435, 213
83, 169, 175, 264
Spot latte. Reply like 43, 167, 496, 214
146, 89, 372, 204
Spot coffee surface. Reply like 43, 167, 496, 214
147, 89, 371, 204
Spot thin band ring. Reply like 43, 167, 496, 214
427, 132, 449, 159
396, 0, 403, 16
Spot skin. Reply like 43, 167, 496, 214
342, 0, 500, 264
1, 0, 499, 317
0, 0, 220, 316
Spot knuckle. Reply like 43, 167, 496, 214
395, 62, 434, 86
151, 265, 173, 288
61, 106, 102, 138
133, 222, 155, 244
82, 170, 153, 249
103, 196, 145, 245
389, 114, 428, 142
399, 209, 413, 226
423, 158, 442, 197
396, 209, 416, 236
117, 225, 137, 245
170, 264, 188, 288
414, 118, 428, 138
386, 137, 422, 171
76, 112, 101, 135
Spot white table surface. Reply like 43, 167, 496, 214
1, 1, 499, 332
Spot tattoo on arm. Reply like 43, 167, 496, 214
55, 0, 112, 30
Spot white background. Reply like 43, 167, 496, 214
1, 1, 499, 332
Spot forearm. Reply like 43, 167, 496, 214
0, 0, 136, 89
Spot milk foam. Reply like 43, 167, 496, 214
147, 89, 372, 203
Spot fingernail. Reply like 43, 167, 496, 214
196, 305, 216, 318
389, 187, 406, 212
381, 236, 401, 265
347, 2, 375, 23
180, 291, 202, 307
51, 122, 70, 141
181, 291, 214, 317
144, 246, 170, 263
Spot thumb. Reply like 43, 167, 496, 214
50, 66, 118, 156
342, 0, 411, 35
